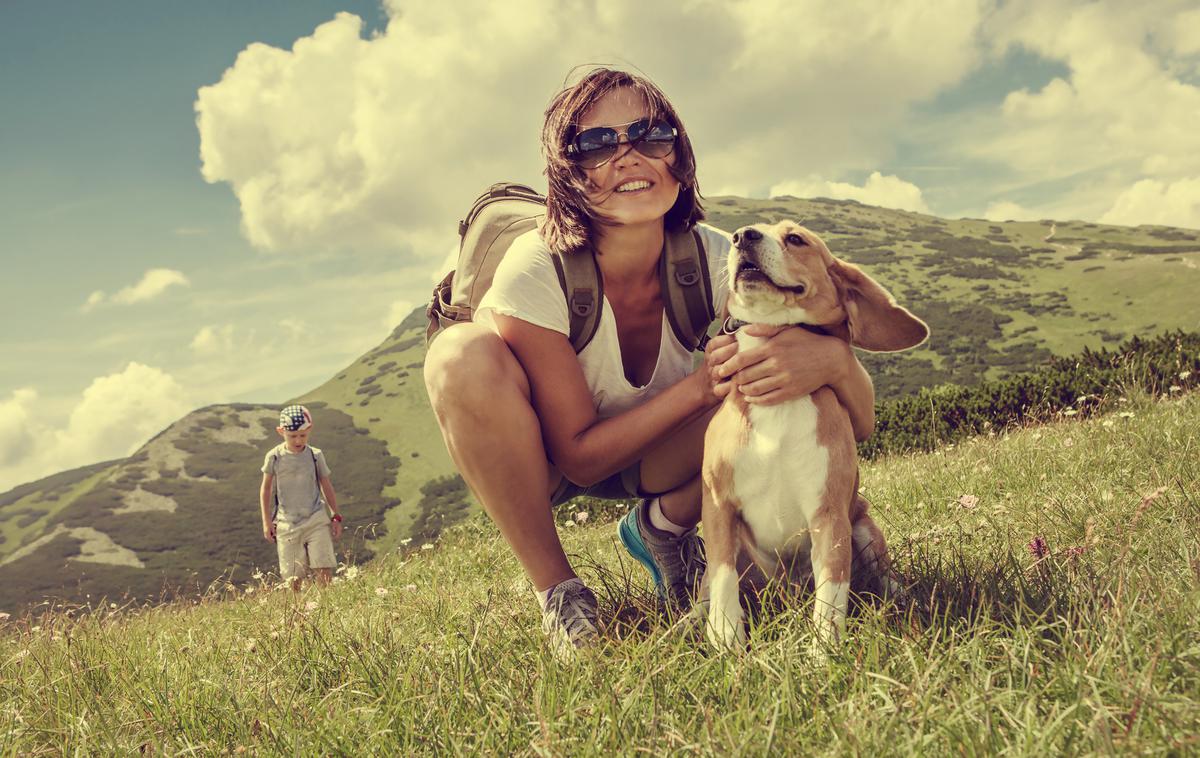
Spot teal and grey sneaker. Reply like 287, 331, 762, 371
540, 578, 600, 658
618, 500, 706, 610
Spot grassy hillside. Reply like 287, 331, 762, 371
2, 198, 1197, 616
2, 391, 1196, 754
706, 196, 1200, 396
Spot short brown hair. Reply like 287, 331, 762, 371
540, 67, 704, 254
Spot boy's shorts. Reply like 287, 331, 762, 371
275, 509, 336, 580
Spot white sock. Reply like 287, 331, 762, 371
648, 497, 689, 537
536, 576, 584, 611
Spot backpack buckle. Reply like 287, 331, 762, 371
570, 289, 594, 317
674, 260, 700, 287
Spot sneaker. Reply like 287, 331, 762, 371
618, 499, 706, 611
540, 578, 599, 658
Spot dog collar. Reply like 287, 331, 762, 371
720, 316, 750, 335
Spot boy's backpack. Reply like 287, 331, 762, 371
425, 182, 715, 353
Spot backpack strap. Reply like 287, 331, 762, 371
550, 248, 604, 353
661, 228, 715, 351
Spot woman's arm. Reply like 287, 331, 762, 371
710, 325, 876, 441
494, 313, 721, 485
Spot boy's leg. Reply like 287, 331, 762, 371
305, 519, 337, 588
424, 323, 573, 592
277, 528, 306, 592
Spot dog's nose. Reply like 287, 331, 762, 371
732, 227, 762, 246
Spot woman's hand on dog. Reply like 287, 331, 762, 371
710, 325, 854, 406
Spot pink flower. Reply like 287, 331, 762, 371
1028, 536, 1049, 559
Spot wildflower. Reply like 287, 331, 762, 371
421, 543, 434, 551
252, 569, 264, 581
1064, 546, 1086, 558
1180, 371, 1192, 381
574, 511, 589, 524
1118, 411, 1135, 419
1063, 408, 1078, 417
1028, 536, 1050, 559
957, 494, 979, 510
344, 566, 360, 580
1169, 385, 1182, 393
375, 587, 389, 597
400, 538, 413, 546
563, 519, 576, 528
109, 603, 117, 609
245, 586, 255, 595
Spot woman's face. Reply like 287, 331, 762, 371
575, 87, 681, 229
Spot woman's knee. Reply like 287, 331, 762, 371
423, 324, 529, 416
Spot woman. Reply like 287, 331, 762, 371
423, 68, 875, 658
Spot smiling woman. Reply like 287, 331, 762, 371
422, 67, 876, 659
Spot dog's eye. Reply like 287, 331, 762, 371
785, 233, 808, 247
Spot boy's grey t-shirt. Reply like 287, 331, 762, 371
261, 443, 332, 526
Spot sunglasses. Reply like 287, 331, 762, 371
565, 118, 678, 169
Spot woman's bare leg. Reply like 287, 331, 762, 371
639, 407, 716, 526
424, 323, 572, 591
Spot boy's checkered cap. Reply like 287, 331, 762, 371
279, 405, 313, 432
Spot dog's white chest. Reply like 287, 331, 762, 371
731, 396, 829, 553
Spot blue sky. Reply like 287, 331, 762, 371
2, 0, 1199, 491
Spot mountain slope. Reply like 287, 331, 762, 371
1, 197, 1197, 614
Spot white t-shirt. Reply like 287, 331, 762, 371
475, 224, 732, 419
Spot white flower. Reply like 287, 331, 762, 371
344, 566, 360, 580
245, 586, 255, 595
574, 511, 589, 524
1180, 371, 1192, 380
252, 569, 264, 581
375, 587, 389, 596
421, 544, 434, 551
563, 520, 576, 528
1063, 408, 1078, 417
400, 538, 413, 546
1118, 411, 1135, 419
1169, 385, 1182, 393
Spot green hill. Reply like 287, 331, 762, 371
1, 197, 1197, 615
3, 391, 1197, 754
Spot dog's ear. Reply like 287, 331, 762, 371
828, 259, 929, 352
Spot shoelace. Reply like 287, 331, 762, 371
672, 533, 707, 596
550, 585, 598, 640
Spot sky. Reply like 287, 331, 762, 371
2, 0, 1199, 492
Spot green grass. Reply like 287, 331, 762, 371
3, 391, 1197, 754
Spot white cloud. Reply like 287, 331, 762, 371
936, 0, 1200, 222
769, 172, 932, 214
1099, 177, 1200, 229
195, 1, 984, 256
0, 389, 38, 468
983, 200, 1044, 222
0, 364, 193, 493
190, 324, 237, 355
81, 269, 190, 311
382, 299, 414, 332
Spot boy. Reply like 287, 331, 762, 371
259, 404, 343, 590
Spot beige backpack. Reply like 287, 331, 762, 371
426, 182, 715, 352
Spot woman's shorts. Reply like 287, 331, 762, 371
550, 459, 643, 507
275, 509, 336, 580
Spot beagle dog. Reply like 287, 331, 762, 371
701, 221, 928, 654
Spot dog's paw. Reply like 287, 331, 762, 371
706, 611, 748, 652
